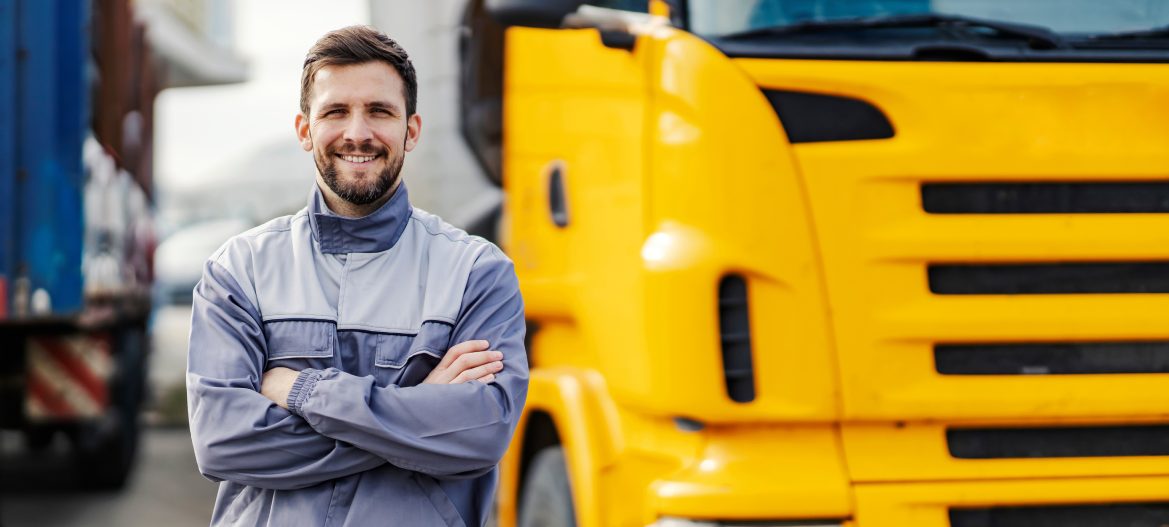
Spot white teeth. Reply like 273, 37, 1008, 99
340, 155, 375, 163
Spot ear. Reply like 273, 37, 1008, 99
294, 112, 312, 151
404, 113, 422, 153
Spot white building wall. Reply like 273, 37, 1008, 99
369, 0, 500, 229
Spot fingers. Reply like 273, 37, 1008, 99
451, 350, 503, 374
437, 340, 490, 368
451, 359, 503, 384
476, 373, 496, 384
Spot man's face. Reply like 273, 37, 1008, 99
295, 61, 421, 206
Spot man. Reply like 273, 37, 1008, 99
186, 26, 528, 527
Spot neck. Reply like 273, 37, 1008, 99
315, 177, 400, 218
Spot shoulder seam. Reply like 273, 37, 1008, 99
408, 213, 489, 247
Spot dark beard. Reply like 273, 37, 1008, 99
315, 145, 403, 206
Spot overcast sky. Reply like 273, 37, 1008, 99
154, 0, 369, 193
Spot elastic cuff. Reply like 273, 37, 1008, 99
287, 368, 322, 417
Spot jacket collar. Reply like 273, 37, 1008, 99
307, 183, 412, 254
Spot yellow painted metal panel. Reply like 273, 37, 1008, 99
648, 426, 852, 522
637, 27, 839, 422
737, 58, 1169, 421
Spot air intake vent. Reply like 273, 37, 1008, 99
928, 262, 1169, 294
947, 425, 1169, 459
763, 90, 895, 143
718, 275, 756, 403
950, 503, 1169, 527
935, 342, 1169, 375
923, 182, 1169, 214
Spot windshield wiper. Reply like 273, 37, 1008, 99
719, 13, 1066, 50
1087, 24, 1169, 41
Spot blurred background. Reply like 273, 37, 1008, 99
0, 0, 497, 524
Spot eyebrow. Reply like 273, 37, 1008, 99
366, 101, 401, 113
317, 101, 402, 115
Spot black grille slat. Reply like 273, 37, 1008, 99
718, 275, 756, 403
923, 182, 1169, 214
950, 503, 1169, 527
928, 262, 1169, 294
936, 342, 1169, 375
947, 425, 1169, 459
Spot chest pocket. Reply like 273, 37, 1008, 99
373, 321, 453, 387
263, 320, 336, 370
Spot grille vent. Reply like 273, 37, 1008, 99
923, 182, 1169, 214
928, 263, 1169, 295
948, 425, 1169, 459
718, 275, 756, 403
950, 503, 1169, 527
935, 342, 1169, 375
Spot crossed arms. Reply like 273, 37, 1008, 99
186, 251, 528, 490
259, 339, 504, 411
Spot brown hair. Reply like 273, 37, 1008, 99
300, 25, 418, 116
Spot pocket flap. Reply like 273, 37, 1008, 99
375, 322, 452, 369
263, 320, 334, 359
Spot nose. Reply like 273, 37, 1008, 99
342, 113, 373, 144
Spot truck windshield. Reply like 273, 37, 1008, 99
688, 0, 1169, 42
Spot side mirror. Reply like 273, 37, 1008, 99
485, 0, 586, 28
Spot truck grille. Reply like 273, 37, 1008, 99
950, 502, 1169, 527
923, 182, 1169, 214
935, 342, 1169, 375
947, 425, 1169, 459
928, 262, 1169, 295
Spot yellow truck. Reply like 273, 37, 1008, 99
457, 1, 1169, 525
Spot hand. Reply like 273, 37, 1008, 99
423, 340, 503, 385
261, 367, 300, 409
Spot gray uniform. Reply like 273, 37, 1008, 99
187, 184, 528, 526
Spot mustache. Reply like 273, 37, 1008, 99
328, 143, 387, 156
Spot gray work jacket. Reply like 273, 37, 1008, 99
186, 184, 528, 526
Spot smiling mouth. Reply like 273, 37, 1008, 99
337, 154, 380, 164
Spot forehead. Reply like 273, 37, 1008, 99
309, 61, 406, 108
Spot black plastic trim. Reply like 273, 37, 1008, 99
922, 182, 1169, 214
948, 425, 1169, 459
718, 275, 756, 403
599, 30, 636, 51
950, 503, 1169, 527
705, 38, 1169, 63
485, 0, 583, 28
936, 342, 1169, 375
763, 90, 894, 143
928, 262, 1169, 295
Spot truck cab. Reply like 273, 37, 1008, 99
460, 1, 1169, 525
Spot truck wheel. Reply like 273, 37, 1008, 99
24, 427, 54, 451
75, 327, 146, 489
75, 406, 139, 490
519, 446, 577, 527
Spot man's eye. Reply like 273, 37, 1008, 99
372, 108, 391, 116
324, 109, 344, 117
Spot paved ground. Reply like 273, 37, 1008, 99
0, 428, 217, 527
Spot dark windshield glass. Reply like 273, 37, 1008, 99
688, 0, 1169, 38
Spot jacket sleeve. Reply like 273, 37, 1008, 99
187, 257, 386, 490
285, 246, 530, 480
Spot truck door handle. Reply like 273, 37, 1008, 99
548, 162, 569, 228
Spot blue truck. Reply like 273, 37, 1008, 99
1, 0, 157, 488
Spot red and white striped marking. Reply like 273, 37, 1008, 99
25, 334, 113, 420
